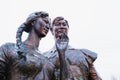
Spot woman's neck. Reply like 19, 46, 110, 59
23, 29, 41, 50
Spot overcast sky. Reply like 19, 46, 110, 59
0, 0, 120, 80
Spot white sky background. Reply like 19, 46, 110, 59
0, 0, 120, 80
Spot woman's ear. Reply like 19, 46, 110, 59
31, 21, 35, 26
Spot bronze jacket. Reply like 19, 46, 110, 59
0, 43, 54, 80
44, 46, 102, 80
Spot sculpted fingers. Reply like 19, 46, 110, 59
56, 33, 69, 52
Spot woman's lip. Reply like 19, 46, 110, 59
43, 28, 48, 33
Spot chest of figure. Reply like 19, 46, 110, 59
53, 49, 89, 79
53, 49, 88, 67
10, 50, 44, 80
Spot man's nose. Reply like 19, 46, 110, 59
59, 25, 66, 29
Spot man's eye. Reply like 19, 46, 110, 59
55, 23, 60, 26
62, 23, 67, 26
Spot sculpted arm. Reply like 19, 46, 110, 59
89, 64, 102, 80
80, 49, 102, 80
56, 33, 69, 80
0, 44, 9, 80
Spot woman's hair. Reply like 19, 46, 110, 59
16, 11, 49, 56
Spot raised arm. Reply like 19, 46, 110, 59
56, 33, 69, 80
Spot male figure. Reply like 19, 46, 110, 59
0, 11, 54, 80
44, 17, 102, 80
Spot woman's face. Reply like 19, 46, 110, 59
33, 13, 51, 38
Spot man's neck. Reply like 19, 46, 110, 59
23, 29, 41, 50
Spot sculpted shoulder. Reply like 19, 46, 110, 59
1, 42, 15, 48
0, 42, 18, 60
79, 49, 97, 64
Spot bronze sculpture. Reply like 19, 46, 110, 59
0, 11, 54, 80
44, 16, 102, 80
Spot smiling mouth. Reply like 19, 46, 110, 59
58, 30, 67, 36
42, 27, 49, 34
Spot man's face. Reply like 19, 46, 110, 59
52, 20, 69, 39
34, 14, 50, 38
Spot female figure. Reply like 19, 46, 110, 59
0, 11, 54, 80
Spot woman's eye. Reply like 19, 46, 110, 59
62, 23, 67, 26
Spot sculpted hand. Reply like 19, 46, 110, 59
56, 33, 69, 54
56, 33, 69, 80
